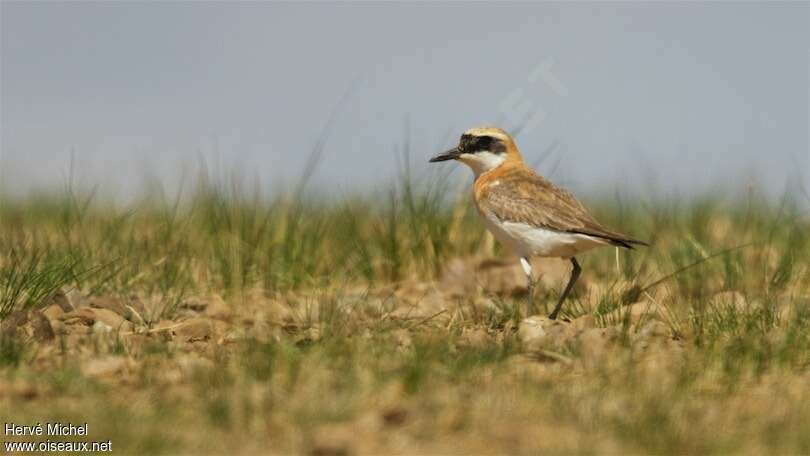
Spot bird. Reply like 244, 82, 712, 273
429, 126, 648, 320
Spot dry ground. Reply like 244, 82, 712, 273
3, 254, 810, 455
2, 187, 809, 454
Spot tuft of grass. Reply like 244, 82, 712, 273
0, 246, 88, 320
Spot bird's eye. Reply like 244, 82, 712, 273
475, 136, 493, 151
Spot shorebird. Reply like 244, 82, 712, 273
430, 126, 647, 320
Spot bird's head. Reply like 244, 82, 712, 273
429, 126, 523, 176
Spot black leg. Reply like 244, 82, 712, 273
548, 257, 581, 320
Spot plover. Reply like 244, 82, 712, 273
430, 126, 648, 320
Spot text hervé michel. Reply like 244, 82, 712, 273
5, 422, 88, 436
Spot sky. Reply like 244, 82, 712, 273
1, 2, 808, 202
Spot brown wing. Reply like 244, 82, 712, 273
477, 167, 647, 249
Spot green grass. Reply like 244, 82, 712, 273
3, 181, 806, 312
0, 173, 490, 306
1, 172, 809, 453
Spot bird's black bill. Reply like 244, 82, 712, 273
429, 147, 460, 163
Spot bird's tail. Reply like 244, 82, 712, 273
608, 237, 650, 250
570, 228, 650, 250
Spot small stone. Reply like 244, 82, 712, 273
89, 296, 128, 316
93, 321, 113, 334
518, 315, 568, 351
43, 288, 87, 311
71, 307, 130, 333
41, 304, 64, 322
66, 325, 92, 335
0, 310, 28, 333
49, 320, 66, 335
46, 289, 74, 312
30, 311, 54, 341
174, 318, 213, 342
92, 308, 131, 331
61, 307, 97, 326
66, 289, 88, 308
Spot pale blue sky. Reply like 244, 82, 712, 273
1, 2, 808, 201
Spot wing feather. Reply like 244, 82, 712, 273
477, 167, 647, 248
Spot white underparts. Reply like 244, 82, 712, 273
458, 151, 506, 177
481, 211, 609, 258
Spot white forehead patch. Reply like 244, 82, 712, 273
463, 127, 511, 143
457, 151, 506, 177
